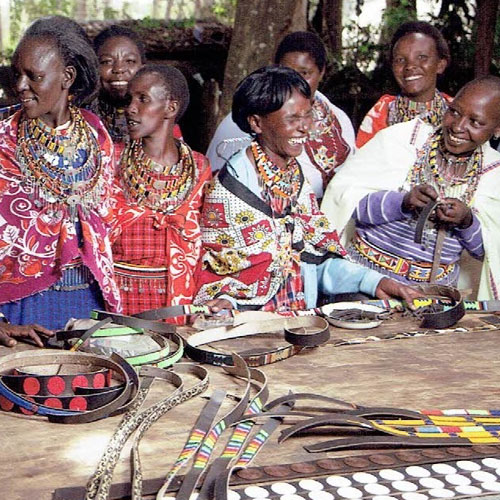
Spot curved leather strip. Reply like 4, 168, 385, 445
70, 317, 113, 352
174, 355, 252, 500
0, 351, 137, 423
184, 316, 329, 366
278, 414, 378, 443
414, 199, 439, 244
91, 310, 185, 368
264, 393, 358, 411
129, 365, 211, 500
87, 365, 199, 500
415, 284, 465, 328
304, 435, 478, 453
213, 401, 295, 500
196, 368, 268, 500
134, 304, 225, 320
154, 389, 228, 500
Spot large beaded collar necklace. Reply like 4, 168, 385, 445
121, 139, 195, 212
16, 104, 105, 220
407, 128, 482, 206
389, 90, 448, 128
250, 139, 301, 215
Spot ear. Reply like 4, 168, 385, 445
164, 99, 179, 120
63, 65, 77, 90
248, 114, 263, 135
436, 58, 447, 76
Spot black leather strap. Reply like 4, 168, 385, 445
415, 284, 465, 328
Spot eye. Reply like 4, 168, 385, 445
139, 94, 150, 103
470, 118, 484, 128
99, 59, 113, 66
393, 56, 405, 65
418, 54, 429, 61
126, 58, 137, 65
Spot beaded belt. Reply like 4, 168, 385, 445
114, 262, 168, 294
352, 232, 455, 282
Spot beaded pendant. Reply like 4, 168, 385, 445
121, 139, 195, 212
389, 90, 448, 128
15, 105, 105, 220
250, 140, 301, 215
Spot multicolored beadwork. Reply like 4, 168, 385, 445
389, 90, 448, 127
121, 139, 195, 212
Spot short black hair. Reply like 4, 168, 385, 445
390, 21, 450, 64
274, 31, 326, 72
458, 75, 500, 100
232, 65, 311, 134
132, 64, 190, 122
13, 15, 99, 106
93, 25, 146, 64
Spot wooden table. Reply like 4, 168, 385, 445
1, 312, 500, 500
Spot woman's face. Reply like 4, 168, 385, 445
442, 83, 500, 156
13, 37, 75, 127
126, 72, 174, 141
279, 51, 324, 95
392, 32, 447, 102
98, 36, 142, 101
249, 89, 313, 165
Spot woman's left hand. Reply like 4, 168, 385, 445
436, 198, 472, 229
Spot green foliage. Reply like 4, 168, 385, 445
341, 21, 382, 73
211, 0, 237, 24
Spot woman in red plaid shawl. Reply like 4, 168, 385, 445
110, 64, 211, 318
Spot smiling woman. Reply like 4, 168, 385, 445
0, 16, 120, 347
195, 65, 420, 312
357, 21, 452, 148
322, 75, 500, 300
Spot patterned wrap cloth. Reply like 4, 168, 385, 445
322, 118, 500, 300
0, 109, 121, 311
110, 144, 211, 321
356, 91, 453, 149
195, 149, 346, 312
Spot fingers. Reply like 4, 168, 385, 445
32, 324, 55, 337
0, 330, 17, 348
208, 299, 234, 312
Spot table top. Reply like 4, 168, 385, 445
1, 312, 499, 500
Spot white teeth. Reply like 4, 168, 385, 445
405, 75, 422, 81
110, 81, 128, 87
448, 132, 467, 144
289, 137, 307, 145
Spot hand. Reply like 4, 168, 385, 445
402, 184, 438, 212
375, 278, 423, 305
204, 298, 234, 313
436, 198, 472, 229
0, 323, 54, 348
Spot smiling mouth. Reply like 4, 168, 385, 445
404, 75, 423, 82
446, 131, 468, 146
109, 81, 128, 88
127, 118, 140, 127
288, 137, 307, 145
20, 97, 35, 103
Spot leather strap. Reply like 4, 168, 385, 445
304, 435, 479, 452
430, 227, 446, 283
414, 199, 439, 244
0, 350, 139, 423
184, 316, 329, 366
414, 284, 465, 328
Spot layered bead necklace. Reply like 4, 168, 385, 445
16, 104, 104, 220
389, 90, 448, 128
250, 140, 301, 215
121, 139, 195, 212
406, 128, 482, 206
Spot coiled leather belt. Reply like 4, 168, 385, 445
0, 350, 139, 423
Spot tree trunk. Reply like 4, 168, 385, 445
323, 0, 342, 59
219, 0, 307, 120
152, 0, 161, 18
74, 0, 87, 22
474, 0, 499, 77
165, 0, 174, 20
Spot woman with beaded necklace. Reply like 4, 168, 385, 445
89, 25, 182, 159
109, 64, 211, 319
0, 16, 120, 347
196, 65, 419, 312
356, 21, 451, 149
322, 76, 500, 299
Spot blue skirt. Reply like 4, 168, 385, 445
0, 282, 104, 330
